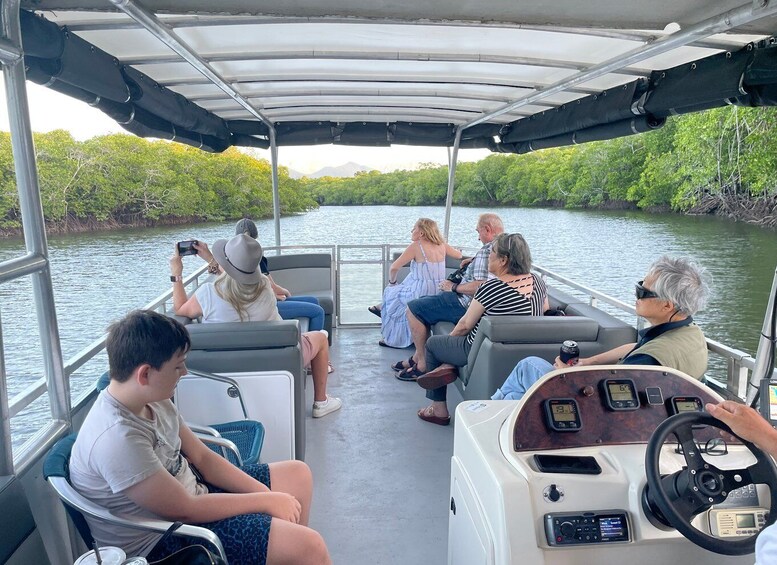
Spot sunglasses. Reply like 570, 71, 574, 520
635, 280, 659, 300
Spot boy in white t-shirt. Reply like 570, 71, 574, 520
70, 310, 331, 565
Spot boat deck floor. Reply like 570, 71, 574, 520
305, 326, 463, 565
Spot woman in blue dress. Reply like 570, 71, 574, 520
370, 218, 462, 348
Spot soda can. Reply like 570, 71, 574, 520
559, 340, 580, 365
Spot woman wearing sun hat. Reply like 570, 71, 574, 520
233, 219, 327, 335
171, 233, 342, 418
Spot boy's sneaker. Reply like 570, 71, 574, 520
312, 395, 342, 418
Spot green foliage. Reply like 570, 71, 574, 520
304, 106, 777, 214
0, 133, 316, 230
3, 104, 777, 231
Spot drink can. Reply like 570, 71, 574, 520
74, 547, 126, 565
559, 340, 580, 364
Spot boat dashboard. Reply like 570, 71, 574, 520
449, 365, 775, 565
511, 366, 722, 452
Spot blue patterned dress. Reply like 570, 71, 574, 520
381, 243, 446, 347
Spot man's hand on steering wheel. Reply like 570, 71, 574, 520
645, 410, 777, 556
707, 401, 777, 455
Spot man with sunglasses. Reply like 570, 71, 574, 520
492, 256, 710, 401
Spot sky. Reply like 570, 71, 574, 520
0, 78, 490, 175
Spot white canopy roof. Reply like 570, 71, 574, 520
18, 0, 777, 148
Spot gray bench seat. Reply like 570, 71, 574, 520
265, 253, 334, 342
430, 285, 637, 401
184, 320, 308, 460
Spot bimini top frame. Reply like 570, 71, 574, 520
14, 0, 777, 155
14, 0, 777, 242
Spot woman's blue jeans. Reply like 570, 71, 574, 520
491, 356, 554, 401
277, 296, 325, 331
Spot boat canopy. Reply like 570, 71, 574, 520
14, 0, 777, 152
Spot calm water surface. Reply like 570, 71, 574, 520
1, 206, 776, 449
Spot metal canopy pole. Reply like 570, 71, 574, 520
0, 312, 12, 476
461, 0, 777, 131
109, 0, 273, 129
108, 0, 282, 235
269, 129, 281, 248
1, 0, 70, 434
746, 265, 777, 404
442, 128, 462, 239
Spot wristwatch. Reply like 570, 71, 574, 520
170, 275, 182, 283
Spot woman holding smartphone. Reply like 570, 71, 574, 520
170, 234, 342, 419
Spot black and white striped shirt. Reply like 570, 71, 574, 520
467, 274, 547, 344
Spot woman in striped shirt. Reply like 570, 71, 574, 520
413, 233, 549, 425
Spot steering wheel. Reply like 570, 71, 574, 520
644, 411, 777, 555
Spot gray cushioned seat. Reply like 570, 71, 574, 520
428, 285, 638, 401
184, 320, 308, 460
266, 253, 334, 342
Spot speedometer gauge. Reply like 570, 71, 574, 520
600, 378, 640, 411
543, 398, 582, 432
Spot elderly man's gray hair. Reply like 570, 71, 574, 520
477, 213, 504, 232
648, 256, 711, 316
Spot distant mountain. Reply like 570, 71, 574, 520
286, 167, 305, 179
307, 162, 375, 178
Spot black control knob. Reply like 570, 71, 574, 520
548, 484, 561, 502
560, 521, 576, 538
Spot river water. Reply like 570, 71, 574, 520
1, 205, 776, 451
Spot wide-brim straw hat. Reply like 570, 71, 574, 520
212, 234, 263, 285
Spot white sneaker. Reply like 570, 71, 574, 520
312, 395, 342, 418
318, 329, 329, 339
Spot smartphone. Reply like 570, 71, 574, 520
177, 240, 198, 256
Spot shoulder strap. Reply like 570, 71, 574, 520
417, 242, 428, 261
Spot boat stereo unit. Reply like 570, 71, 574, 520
545, 510, 630, 546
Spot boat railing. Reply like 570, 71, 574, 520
6, 244, 761, 470
63, 244, 761, 402
532, 265, 640, 323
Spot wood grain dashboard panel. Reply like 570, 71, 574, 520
513, 367, 725, 452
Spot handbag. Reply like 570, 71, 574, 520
543, 306, 566, 316
149, 545, 226, 565
446, 265, 468, 284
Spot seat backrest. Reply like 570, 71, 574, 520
453, 303, 637, 400
185, 321, 303, 375
185, 320, 306, 460
265, 253, 332, 294
546, 285, 586, 310
43, 434, 95, 547
563, 303, 637, 351
96, 371, 110, 392
392, 252, 462, 283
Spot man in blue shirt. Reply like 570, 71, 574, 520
393, 213, 503, 380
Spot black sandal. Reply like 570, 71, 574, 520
391, 356, 416, 372
396, 366, 425, 382
368, 305, 381, 318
